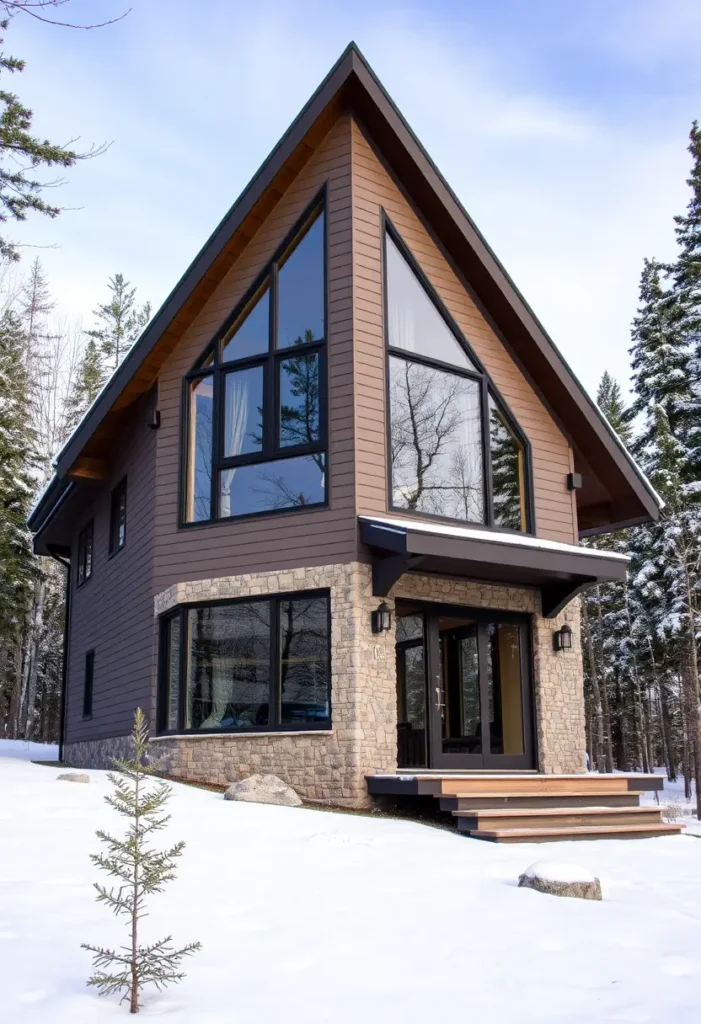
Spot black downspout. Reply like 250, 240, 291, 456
49, 550, 70, 763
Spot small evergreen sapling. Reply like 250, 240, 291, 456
82, 708, 200, 1013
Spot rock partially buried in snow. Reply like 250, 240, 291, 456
224, 774, 302, 807
56, 772, 90, 784
518, 861, 602, 901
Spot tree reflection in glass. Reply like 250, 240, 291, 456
389, 356, 484, 522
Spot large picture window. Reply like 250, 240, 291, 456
183, 196, 326, 524
159, 591, 331, 734
386, 224, 530, 533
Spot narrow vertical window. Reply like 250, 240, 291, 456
488, 395, 527, 532
109, 478, 127, 554
77, 520, 94, 586
83, 650, 95, 719
163, 614, 181, 731
186, 377, 213, 522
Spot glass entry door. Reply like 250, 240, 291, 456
427, 610, 534, 770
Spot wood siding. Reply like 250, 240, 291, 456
65, 391, 157, 742
350, 119, 578, 544
152, 115, 355, 591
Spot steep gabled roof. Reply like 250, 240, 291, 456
29, 41, 660, 539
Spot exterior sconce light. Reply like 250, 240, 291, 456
553, 623, 573, 652
371, 601, 392, 634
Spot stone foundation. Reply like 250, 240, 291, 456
153, 562, 396, 808
67, 560, 586, 807
64, 734, 134, 770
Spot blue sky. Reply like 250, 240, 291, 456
7, 0, 701, 398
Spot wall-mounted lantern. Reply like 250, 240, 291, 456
371, 601, 392, 634
553, 623, 573, 652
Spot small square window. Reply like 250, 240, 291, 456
109, 478, 127, 554
77, 520, 94, 586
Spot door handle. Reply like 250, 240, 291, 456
434, 685, 445, 712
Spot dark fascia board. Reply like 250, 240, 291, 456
28, 475, 74, 536
32, 41, 660, 534
359, 517, 627, 617
359, 518, 627, 581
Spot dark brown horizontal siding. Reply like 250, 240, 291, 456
350, 119, 578, 545
65, 391, 157, 743
153, 116, 356, 592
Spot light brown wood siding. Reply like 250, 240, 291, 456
65, 391, 157, 742
153, 116, 355, 592
351, 119, 578, 544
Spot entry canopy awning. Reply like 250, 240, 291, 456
359, 516, 629, 619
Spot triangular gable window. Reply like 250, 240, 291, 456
386, 234, 476, 371
385, 224, 531, 533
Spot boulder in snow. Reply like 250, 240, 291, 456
518, 861, 601, 901
56, 772, 90, 784
224, 774, 302, 807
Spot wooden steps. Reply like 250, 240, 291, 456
366, 771, 685, 842
453, 805, 665, 833
470, 823, 683, 843
440, 793, 641, 811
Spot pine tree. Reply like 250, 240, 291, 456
0, 307, 34, 639
629, 258, 690, 450
64, 339, 105, 432
86, 274, 151, 375
598, 370, 634, 449
0, 19, 90, 261
668, 121, 701, 477
82, 708, 200, 1014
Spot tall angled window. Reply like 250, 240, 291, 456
183, 198, 326, 523
386, 226, 530, 532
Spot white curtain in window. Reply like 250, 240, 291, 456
199, 656, 232, 730
220, 375, 249, 517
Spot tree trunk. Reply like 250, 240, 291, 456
595, 600, 614, 772
614, 674, 629, 771
582, 603, 605, 772
21, 576, 46, 741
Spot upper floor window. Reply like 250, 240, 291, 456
77, 520, 94, 586
109, 478, 127, 554
385, 225, 530, 533
183, 197, 326, 524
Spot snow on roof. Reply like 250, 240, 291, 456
359, 515, 631, 563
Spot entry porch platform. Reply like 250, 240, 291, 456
366, 772, 684, 842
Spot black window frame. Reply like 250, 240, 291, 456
180, 187, 329, 527
157, 588, 332, 736
382, 212, 535, 536
108, 477, 127, 555
76, 519, 94, 587
83, 649, 95, 720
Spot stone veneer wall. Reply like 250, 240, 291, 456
64, 561, 585, 806
63, 734, 134, 770
150, 563, 397, 808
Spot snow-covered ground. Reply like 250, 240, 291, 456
3, 753, 701, 1023
0, 738, 58, 761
